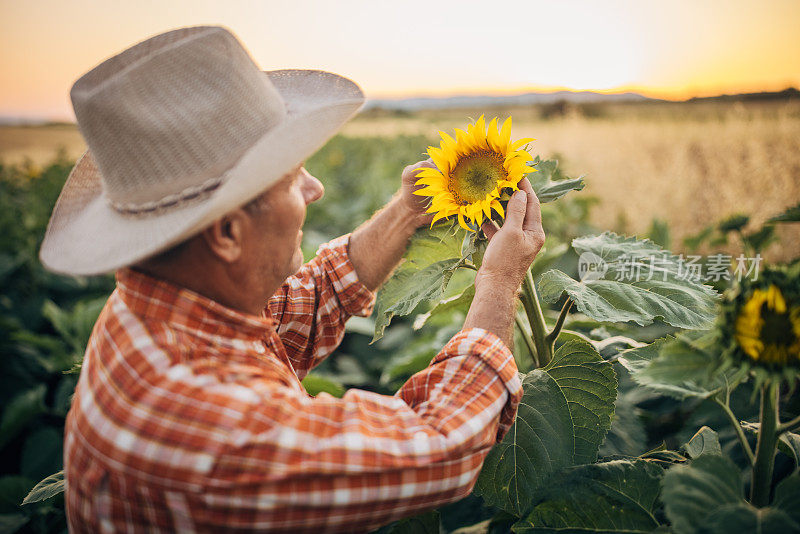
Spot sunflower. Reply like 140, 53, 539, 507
734, 285, 800, 366
413, 115, 535, 231
719, 265, 800, 387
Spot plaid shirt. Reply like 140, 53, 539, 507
64, 234, 523, 533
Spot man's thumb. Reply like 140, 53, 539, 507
503, 190, 527, 229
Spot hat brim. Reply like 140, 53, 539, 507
39, 70, 364, 276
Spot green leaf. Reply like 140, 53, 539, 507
512, 460, 663, 533
413, 284, 475, 331
529, 157, 585, 203
773, 474, 800, 525
21, 470, 64, 505
474, 339, 616, 516
742, 225, 776, 252
768, 202, 800, 223
0, 385, 46, 450
717, 214, 750, 233
21, 427, 62, 481
474, 370, 575, 517
42, 296, 106, 354
682, 426, 721, 459
618, 332, 735, 399
0, 476, 34, 513
542, 339, 617, 465
370, 510, 440, 534
647, 218, 671, 249
373, 225, 465, 342
539, 233, 719, 330
0, 514, 28, 534
301, 373, 346, 398
661, 454, 743, 534
704, 504, 799, 534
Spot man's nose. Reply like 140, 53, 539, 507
299, 168, 324, 204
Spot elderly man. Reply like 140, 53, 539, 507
40, 26, 544, 533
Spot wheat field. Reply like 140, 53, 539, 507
2, 99, 799, 261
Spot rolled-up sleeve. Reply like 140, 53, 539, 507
209, 328, 523, 533
266, 234, 375, 380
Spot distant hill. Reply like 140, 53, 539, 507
365, 87, 800, 112
364, 90, 654, 111
685, 87, 800, 103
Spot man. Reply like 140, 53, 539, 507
40, 26, 545, 533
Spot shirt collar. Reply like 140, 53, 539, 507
116, 268, 274, 342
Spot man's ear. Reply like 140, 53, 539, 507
201, 209, 247, 263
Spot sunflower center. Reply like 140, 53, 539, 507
759, 306, 795, 348
448, 150, 507, 204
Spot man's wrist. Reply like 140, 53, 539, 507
392, 191, 429, 233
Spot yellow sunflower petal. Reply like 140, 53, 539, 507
487, 117, 500, 151
457, 212, 472, 231
498, 116, 512, 152
511, 137, 535, 151
491, 199, 504, 218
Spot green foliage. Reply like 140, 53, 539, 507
474, 339, 617, 517
539, 232, 719, 329
682, 426, 722, 458
528, 157, 586, 203
768, 202, 800, 224
617, 331, 736, 399
513, 460, 663, 533
662, 455, 800, 534
21, 471, 63, 506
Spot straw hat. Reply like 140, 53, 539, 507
39, 26, 364, 276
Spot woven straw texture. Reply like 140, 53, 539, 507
40, 26, 364, 275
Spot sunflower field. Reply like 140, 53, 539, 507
3, 114, 800, 533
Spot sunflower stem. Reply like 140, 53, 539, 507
750, 382, 780, 507
521, 268, 551, 367
777, 414, 800, 435
712, 397, 755, 466
514, 312, 539, 370
545, 298, 573, 350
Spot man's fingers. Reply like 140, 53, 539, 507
481, 220, 499, 240
502, 189, 527, 230
517, 178, 542, 231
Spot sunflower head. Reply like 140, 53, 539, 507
720, 265, 800, 387
413, 115, 535, 231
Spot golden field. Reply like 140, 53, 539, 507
2, 99, 799, 261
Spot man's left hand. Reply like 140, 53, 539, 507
400, 160, 437, 228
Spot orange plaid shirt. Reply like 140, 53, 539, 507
64, 234, 523, 533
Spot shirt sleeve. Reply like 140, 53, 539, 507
266, 233, 375, 380
208, 328, 523, 533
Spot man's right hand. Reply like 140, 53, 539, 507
462, 177, 545, 350
476, 177, 545, 293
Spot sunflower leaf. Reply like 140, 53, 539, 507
661, 454, 800, 534
529, 157, 585, 203
512, 459, 664, 533
538, 232, 719, 330
617, 331, 738, 400
473, 338, 616, 517
372, 225, 464, 342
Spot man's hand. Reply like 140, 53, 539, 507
477, 177, 545, 292
399, 160, 436, 228
463, 177, 545, 349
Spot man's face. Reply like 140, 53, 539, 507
243, 164, 324, 295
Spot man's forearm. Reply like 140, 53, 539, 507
463, 277, 519, 350
348, 192, 426, 291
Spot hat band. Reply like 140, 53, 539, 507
108, 174, 224, 215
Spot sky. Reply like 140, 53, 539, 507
1, 0, 799, 121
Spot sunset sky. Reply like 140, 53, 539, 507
1, 0, 799, 121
